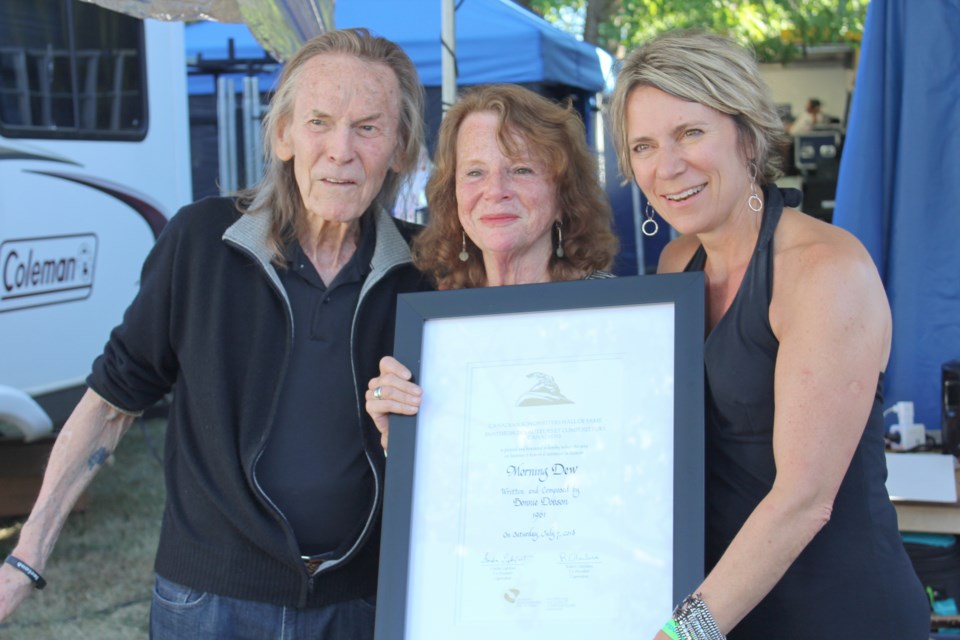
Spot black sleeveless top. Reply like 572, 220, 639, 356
685, 186, 929, 639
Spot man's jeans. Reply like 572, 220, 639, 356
149, 574, 375, 640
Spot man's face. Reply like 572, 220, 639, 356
275, 54, 402, 224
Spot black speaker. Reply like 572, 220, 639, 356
942, 360, 960, 456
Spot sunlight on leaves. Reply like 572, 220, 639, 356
525, 0, 869, 63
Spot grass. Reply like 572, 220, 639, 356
0, 418, 167, 639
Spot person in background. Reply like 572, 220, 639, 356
788, 97, 824, 134
608, 29, 929, 640
0, 28, 428, 639
365, 83, 619, 449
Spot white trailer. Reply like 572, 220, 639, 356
0, 1, 192, 438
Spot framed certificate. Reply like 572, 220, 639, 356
375, 273, 705, 640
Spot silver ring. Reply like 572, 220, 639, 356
373, 386, 383, 400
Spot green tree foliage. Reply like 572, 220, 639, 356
519, 0, 868, 63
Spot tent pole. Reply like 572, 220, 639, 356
441, 0, 456, 117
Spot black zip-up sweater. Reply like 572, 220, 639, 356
87, 197, 426, 608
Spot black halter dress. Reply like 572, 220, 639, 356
684, 186, 929, 639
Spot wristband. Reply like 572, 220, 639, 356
5, 555, 46, 590
661, 618, 681, 639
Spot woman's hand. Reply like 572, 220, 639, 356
365, 356, 423, 451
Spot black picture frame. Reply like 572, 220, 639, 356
375, 272, 705, 639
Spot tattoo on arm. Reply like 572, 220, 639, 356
87, 447, 110, 470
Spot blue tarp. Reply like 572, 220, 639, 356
185, 0, 612, 95
833, 0, 960, 431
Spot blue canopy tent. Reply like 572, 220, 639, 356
185, 0, 612, 97
833, 0, 960, 436
186, 0, 613, 154
185, 1, 612, 152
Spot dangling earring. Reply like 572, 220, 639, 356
641, 200, 659, 237
459, 231, 470, 262
554, 221, 565, 258
747, 162, 763, 213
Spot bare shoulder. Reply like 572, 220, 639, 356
774, 208, 879, 283
771, 208, 891, 356
657, 234, 702, 274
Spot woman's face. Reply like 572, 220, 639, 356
455, 111, 558, 262
625, 85, 752, 237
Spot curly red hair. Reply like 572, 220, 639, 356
413, 84, 618, 289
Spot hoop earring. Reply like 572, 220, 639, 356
747, 162, 763, 213
459, 231, 469, 262
554, 221, 565, 258
641, 200, 659, 237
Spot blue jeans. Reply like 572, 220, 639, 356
149, 574, 376, 640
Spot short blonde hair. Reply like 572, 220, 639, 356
609, 30, 788, 185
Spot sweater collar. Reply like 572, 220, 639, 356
222, 204, 414, 285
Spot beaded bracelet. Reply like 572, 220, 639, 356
671, 592, 725, 640
4, 555, 46, 590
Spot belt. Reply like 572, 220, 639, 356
303, 552, 338, 574
303, 556, 324, 574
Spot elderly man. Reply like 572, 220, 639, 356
0, 29, 426, 639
